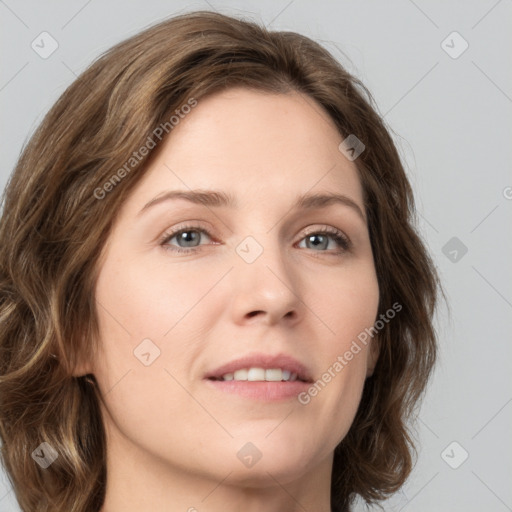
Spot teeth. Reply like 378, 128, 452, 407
247, 368, 266, 381
233, 369, 248, 381
264, 369, 282, 381
219, 368, 302, 382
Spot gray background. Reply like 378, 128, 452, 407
1, 1, 511, 511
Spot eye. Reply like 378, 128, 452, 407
159, 224, 214, 254
296, 228, 351, 255
159, 224, 351, 255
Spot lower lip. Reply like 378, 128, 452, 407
204, 379, 311, 401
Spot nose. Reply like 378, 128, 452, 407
229, 235, 303, 326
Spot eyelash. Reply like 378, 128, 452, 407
158, 223, 351, 256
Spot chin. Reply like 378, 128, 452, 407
223, 458, 314, 488
198, 437, 321, 486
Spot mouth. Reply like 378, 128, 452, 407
203, 353, 313, 401
204, 352, 314, 383
207, 368, 310, 383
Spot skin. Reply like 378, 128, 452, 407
76, 87, 380, 512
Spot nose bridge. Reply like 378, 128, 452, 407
235, 221, 286, 276
230, 224, 301, 321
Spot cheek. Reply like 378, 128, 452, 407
298, 263, 379, 435
91, 254, 227, 401
91, 256, 220, 460
94, 254, 220, 341
310, 259, 380, 345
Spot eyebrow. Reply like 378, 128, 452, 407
138, 189, 366, 222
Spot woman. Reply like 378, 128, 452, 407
0, 10, 441, 512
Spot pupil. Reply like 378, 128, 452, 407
180, 231, 198, 247
308, 234, 327, 250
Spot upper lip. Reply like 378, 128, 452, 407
204, 352, 314, 383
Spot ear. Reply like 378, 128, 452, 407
71, 359, 94, 378
366, 336, 380, 377
69, 344, 95, 378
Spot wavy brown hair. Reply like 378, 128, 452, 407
0, 10, 442, 512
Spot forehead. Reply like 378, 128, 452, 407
124, 87, 364, 215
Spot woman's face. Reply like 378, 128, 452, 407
86, 87, 379, 488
